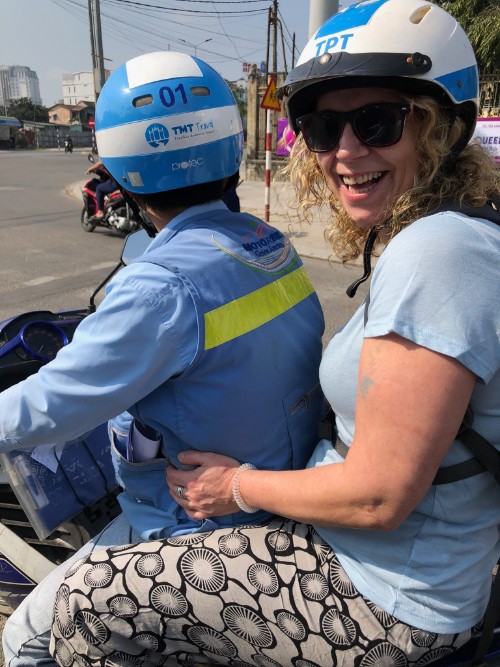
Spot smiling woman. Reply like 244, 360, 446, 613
44, 1, 500, 666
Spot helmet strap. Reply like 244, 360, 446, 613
117, 186, 157, 238
346, 228, 378, 298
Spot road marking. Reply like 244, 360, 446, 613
89, 262, 118, 271
22, 263, 117, 287
23, 276, 58, 286
0, 186, 24, 191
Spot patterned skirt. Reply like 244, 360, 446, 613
49, 519, 471, 666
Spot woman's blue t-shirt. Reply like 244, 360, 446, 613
309, 211, 500, 633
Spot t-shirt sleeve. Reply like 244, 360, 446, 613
364, 212, 500, 382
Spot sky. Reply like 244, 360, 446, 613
1, 0, 347, 108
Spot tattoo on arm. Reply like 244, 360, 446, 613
360, 376, 374, 397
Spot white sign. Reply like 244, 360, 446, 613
471, 117, 500, 166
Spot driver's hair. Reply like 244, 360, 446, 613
133, 179, 225, 214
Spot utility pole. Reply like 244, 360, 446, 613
308, 0, 339, 38
263, 0, 279, 222
87, 0, 106, 102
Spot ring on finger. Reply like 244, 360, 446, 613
177, 485, 185, 499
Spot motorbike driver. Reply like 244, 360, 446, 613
64, 134, 73, 152
86, 158, 120, 221
1, 51, 325, 665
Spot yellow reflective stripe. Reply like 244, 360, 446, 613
204, 266, 315, 350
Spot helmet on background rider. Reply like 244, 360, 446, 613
278, 0, 479, 151
94, 51, 244, 194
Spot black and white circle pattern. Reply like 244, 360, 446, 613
329, 559, 357, 598
411, 628, 437, 648
186, 625, 238, 657
322, 608, 356, 647
51, 522, 468, 666
180, 548, 226, 593
136, 553, 164, 577
150, 584, 188, 615
53, 638, 74, 667
53, 585, 75, 639
267, 530, 291, 552
254, 655, 283, 666
300, 573, 329, 600
223, 604, 274, 647
108, 595, 138, 618
166, 532, 207, 546
276, 611, 306, 640
83, 563, 113, 588
359, 642, 407, 667
248, 563, 279, 594
134, 632, 160, 651
104, 652, 142, 666
74, 610, 110, 645
219, 532, 249, 557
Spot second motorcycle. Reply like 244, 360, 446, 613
81, 154, 141, 235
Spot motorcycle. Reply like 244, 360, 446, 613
0, 231, 150, 616
81, 154, 141, 235
0, 243, 498, 667
64, 138, 73, 154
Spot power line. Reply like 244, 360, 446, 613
207, 0, 245, 63
102, 0, 267, 55
103, 0, 269, 14
50, 0, 276, 87
156, 0, 269, 3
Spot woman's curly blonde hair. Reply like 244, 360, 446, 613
281, 94, 500, 262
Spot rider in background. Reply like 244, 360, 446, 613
85, 158, 120, 221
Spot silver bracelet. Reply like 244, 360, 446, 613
232, 463, 258, 513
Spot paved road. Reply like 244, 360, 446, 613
0, 149, 125, 322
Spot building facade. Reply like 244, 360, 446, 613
0, 66, 42, 109
47, 101, 95, 126
62, 70, 111, 105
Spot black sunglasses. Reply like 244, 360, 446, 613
296, 103, 411, 153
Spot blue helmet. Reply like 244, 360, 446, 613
95, 51, 244, 194
279, 0, 479, 141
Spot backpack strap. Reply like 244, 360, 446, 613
433, 425, 500, 485
435, 198, 500, 226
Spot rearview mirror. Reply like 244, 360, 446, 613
121, 229, 151, 265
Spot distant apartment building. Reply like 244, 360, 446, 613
0, 65, 42, 108
62, 70, 111, 105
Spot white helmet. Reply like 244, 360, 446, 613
95, 51, 244, 194
279, 0, 479, 143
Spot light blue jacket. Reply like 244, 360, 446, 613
111, 204, 325, 539
0, 202, 324, 540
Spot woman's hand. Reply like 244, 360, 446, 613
167, 335, 475, 531
166, 451, 241, 520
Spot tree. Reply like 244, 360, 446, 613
432, 0, 500, 72
6, 98, 49, 123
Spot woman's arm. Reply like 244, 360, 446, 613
168, 333, 475, 530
